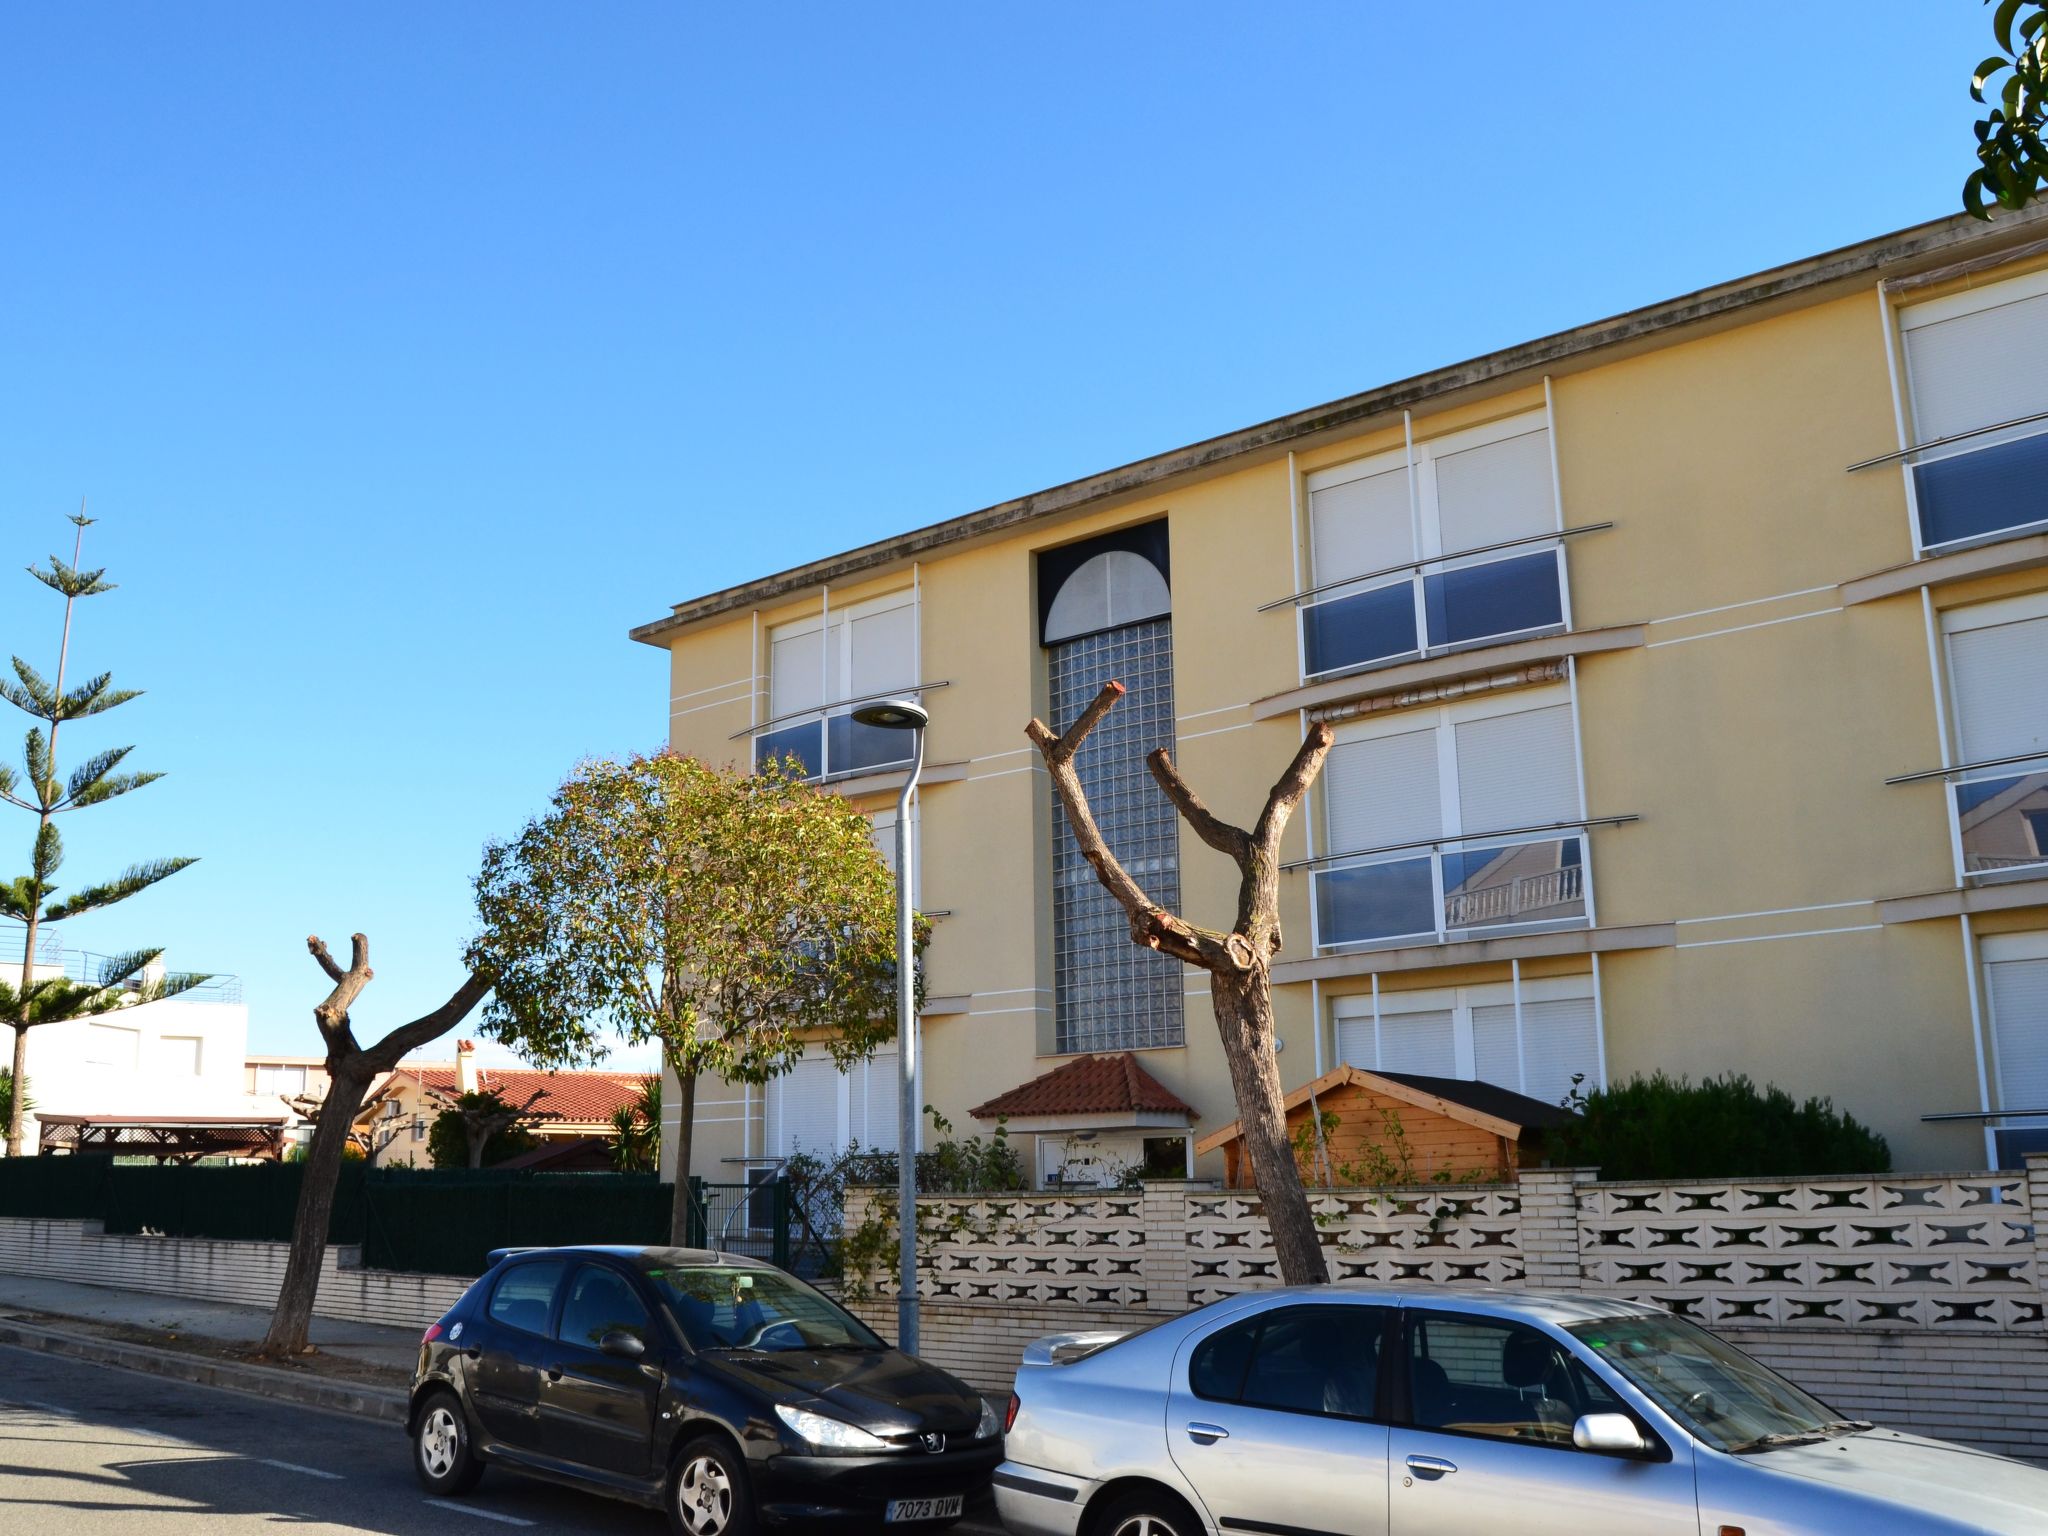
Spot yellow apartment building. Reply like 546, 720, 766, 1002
637, 204, 2048, 1189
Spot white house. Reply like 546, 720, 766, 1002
1, 937, 259, 1157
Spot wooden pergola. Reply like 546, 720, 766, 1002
35, 1114, 290, 1163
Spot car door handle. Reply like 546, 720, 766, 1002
1404, 1454, 1457, 1480
1185, 1422, 1229, 1445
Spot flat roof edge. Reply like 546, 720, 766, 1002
631, 203, 2048, 648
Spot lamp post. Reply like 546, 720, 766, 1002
849, 697, 928, 1353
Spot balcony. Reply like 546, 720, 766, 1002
1311, 829, 1593, 951
1280, 527, 1607, 682
1954, 756, 2048, 880
1912, 424, 2048, 552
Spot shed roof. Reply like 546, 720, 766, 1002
1195, 1065, 1576, 1154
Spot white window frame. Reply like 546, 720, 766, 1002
1302, 410, 1564, 682
1939, 589, 2048, 884
1980, 929, 2048, 1124
1330, 971, 1604, 1095
1892, 265, 2048, 559
760, 587, 920, 781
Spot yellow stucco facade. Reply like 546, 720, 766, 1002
644, 206, 2048, 1185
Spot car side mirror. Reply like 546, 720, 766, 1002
1573, 1413, 1647, 1453
599, 1329, 646, 1360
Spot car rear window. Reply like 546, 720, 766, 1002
488, 1259, 565, 1337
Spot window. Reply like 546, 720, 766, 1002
1039, 523, 1183, 1056
488, 1259, 566, 1337
1983, 933, 2048, 1155
84, 1024, 139, 1071
1336, 979, 1601, 1114
155, 1035, 202, 1077
1302, 413, 1563, 678
557, 1264, 652, 1351
756, 590, 918, 780
648, 1265, 883, 1353
254, 1064, 308, 1098
1899, 268, 2048, 552
1316, 689, 1588, 950
1408, 1312, 1621, 1447
1047, 618, 1184, 1052
1188, 1305, 1388, 1420
766, 1047, 903, 1158
1941, 594, 2048, 880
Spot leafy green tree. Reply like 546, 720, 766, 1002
0, 1070, 27, 1130
427, 1087, 546, 1169
2, 513, 198, 1157
1966, 0, 2048, 216
471, 751, 915, 1243
610, 1075, 660, 1173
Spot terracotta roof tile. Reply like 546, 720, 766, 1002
407, 1067, 649, 1126
969, 1053, 1194, 1121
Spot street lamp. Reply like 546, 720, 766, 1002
849, 696, 928, 1353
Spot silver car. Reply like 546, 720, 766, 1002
993, 1285, 2048, 1536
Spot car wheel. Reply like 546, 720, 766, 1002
668, 1433, 755, 1536
413, 1390, 485, 1496
1097, 1487, 1201, 1536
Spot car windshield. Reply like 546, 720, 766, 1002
645, 1265, 887, 1354
1566, 1314, 1855, 1453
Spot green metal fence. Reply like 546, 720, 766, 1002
0, 1157, 794, 1279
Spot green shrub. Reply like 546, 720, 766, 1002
1542, 1072, 1890, 1181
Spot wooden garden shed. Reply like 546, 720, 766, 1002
1194, 1066, 1577, 1187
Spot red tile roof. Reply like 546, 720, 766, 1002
406, 1067, 650, 1127
969, 1053, 1194, 1121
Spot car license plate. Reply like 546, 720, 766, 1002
886, 1494, 964, 1522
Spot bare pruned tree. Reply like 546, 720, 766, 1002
437, 1085, 549, 1168
1028, 681, 1335, 1286
257, 933, 490, 1358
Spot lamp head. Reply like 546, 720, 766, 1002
850, 698, 929, 731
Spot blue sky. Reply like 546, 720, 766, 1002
0, 3, 1997, 1063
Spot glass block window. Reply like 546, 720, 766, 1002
1048, 617, 1184, 1052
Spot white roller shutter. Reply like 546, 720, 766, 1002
1949, 614, 2048, 763
1323, 727, 1441, 856
1988, 956, 2048, 1114
1904, 284, 2048, 445
853, 1049, 901, 1154
1376, 1008, 1457, 1077
769, 1055, 841, 1159
769, 625, 824, 718
1469, 1004, 1520, 1092
849, 602, 916, 699
1453, 704, 1579, 835
1311, 465, 1413, 585
1519, 996, 1600, 1107
1433, 427, 1554, 555
1334, 1012, 1377, 1071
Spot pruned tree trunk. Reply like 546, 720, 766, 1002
1028, 681, 1335, 1286
6, 1018, 32, 1157
667, 1054, 697, 1246
256, 934, 490, 1358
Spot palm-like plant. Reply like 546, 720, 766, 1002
2, 513, 199, 1156
610, 1074, 661, 1172
0, 1070, 27, 1129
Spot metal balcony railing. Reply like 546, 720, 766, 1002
742, 683, 944, 784
0, 931, 243, 1004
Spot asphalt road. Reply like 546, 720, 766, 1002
0, 1345, 1005, 1535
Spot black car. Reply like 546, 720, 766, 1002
407, 1244, 1000, 1534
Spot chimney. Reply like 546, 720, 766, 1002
456, 1039, 479, 1095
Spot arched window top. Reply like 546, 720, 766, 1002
1043, 550, 1171, 643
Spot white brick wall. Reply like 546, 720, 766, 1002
0, 1218, 471, 1330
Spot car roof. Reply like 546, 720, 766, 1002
1230, 1283, 1670, 1328
484, 1244, 779, 1271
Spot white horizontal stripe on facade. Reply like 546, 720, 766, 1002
1645, 606, 1842, 650
972, 987, 1052, 997
1675, 923, 1885, 950
669, 675, 758, 706
1177, 721, 1258, 742
964, 1004, 1052, 1018
967, 762, 1045, 782
1676, 899, 1877, 925
671, 692, 757, 721
1176, 701, 1251, 724
1650, 583, 1840, 626
968, 745, 1035, 764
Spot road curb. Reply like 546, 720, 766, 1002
0, 1318, 408, 1424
